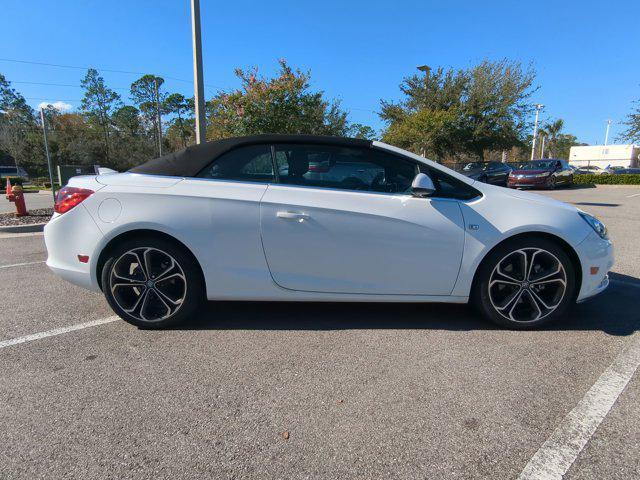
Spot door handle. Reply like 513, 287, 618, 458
277, 211, 309, 221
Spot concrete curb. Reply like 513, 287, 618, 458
0, 223, 46, 233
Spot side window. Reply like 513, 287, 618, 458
420, 165, 481, 200
273, 144, 417, 193
197, 144, 274, 182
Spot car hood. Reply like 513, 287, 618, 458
510, 169, 552, 175
460, 169, 484, 177
478, 182, 577, 211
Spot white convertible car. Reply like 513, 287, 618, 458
44, 135, 613, 329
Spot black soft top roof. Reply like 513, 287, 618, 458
129, 134, 373, 177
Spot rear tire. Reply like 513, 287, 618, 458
472, 237, 577, 329
547, 176, 557, 189
101, 236, 205, 328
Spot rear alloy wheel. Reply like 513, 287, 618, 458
547, 175, 557, 189
102, 237, 204, 328
473, 238, 576, 328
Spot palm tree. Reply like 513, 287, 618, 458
542, 119, 564, 158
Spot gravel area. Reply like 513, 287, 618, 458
0, 208, 52, 226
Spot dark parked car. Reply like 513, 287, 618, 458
507, 159, 574, 189
459, 161, 512, 186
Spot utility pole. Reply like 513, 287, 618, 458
191, 0, 206, 144
540, 135, 546, 159
154, 77, 163, 156
530, 104, 544, 160
604, 119, 611, 146
39, 108, 57, 203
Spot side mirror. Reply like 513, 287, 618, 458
411, 173, 435, 197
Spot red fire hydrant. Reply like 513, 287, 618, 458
5, 179, 28, 217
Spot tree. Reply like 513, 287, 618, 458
0, 73, 45, 175
80, 68, 121, 163
0, 73, 34, 123
130, 75, 165, 155
347, 123, 378, 140
618, 99, 640, 143
554, 134, 586, 160
539, 118, 564, 158
206, 59, 350, 139
382, 108, 462, 159
112, 105, 142, 137
380, 59, 536, 161
163, 93, 191, 147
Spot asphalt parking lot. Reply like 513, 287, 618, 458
0, 185, 638, 479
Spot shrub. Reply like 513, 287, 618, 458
574, 174, 640, 185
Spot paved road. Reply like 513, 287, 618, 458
0, 192, 54, 214
0, 186, 638, 479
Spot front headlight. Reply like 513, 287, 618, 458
533, 172, 551, 178
579, 211, 608, 239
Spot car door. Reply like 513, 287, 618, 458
176, 144, 274, 297
259, 144, 466, 296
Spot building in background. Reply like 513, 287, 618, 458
569, 145, 639, 168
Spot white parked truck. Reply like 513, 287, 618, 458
569, 144, 639, 169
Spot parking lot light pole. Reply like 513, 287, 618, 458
191, 0, 206, 144
604, 119, 611, 146
530, 104, 544, 160
39, 108, 57, 203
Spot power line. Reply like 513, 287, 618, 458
0, 57, 225, 90
12, 80, 130, 91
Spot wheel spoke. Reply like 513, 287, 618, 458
153, 261, 178, 282
490, 278, 521, 288
497, 249, 527, 282
124, 286, 148, 314
531, 278, 566, 287
529, 264, 562, 283
529, 288, 560, 310
154, 282, 184, 306
519, 290, 543, 320
526, 250, 541, 281
112, 282, 145, 290
495, 288, 523, 312
112, 272, 143, 284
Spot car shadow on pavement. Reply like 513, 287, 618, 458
176, 272, 640, 336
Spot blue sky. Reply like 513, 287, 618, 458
1, 0, 639, 144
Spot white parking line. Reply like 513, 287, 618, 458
0, 260, 46, 269
0, 316, 119, 350
518, 331, 640, 480
626, 193, 640, 198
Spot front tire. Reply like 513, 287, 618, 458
472, 237, 577, 329
101, 237, 205, 328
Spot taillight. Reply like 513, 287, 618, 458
54, 187, 94, 214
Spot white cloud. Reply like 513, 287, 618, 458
37, 101, 73, 112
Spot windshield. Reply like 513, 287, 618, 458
514, 160, 557, 170
462, 162, 487, 171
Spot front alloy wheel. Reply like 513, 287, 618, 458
102, 237, 204, 328
473, 238, 576, 328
